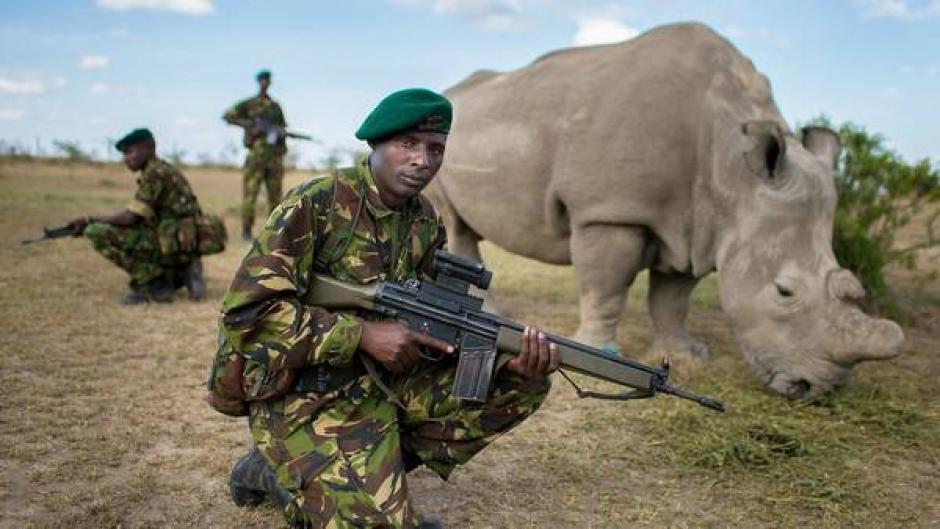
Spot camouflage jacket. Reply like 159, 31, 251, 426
220, 161, 446, 392
223, 94, 287, 152
126, 156, 201, 224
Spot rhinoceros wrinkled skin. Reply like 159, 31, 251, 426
425, 22, 904, 399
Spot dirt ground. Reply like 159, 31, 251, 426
1, 159, 937, 529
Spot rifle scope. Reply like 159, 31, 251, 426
433, 250, 492, 290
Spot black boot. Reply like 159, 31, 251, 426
418, 519, 444, 529
229, 448, 293, 510
241, 224, 252, 242
182, 258, 206, 301
121, 277, 174, 305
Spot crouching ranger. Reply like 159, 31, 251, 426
67, 128, 226, 304
214, 89, 558, 529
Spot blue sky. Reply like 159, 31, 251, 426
0, 0, 938, 167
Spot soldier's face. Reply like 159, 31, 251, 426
258, 78, 270, 92
370, 131, 447, 209
122, 142, 153, 171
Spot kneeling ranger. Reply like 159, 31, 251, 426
68, 128, 225, 304
213, 89, 558, 529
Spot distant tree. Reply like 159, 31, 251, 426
219, 140, 241, 167
284, 150, 301, 171
0, 140, 34, 159
52, 140, 93, 162
166, 147, 188, 167
803, 116, 939, 310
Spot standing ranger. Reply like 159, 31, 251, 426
67, 128, 207, 305
216, 89, 558, 529
223, 69, 288, 241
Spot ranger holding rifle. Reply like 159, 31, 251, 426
213, 89, 559, 529
48, 128, 225, 305
224, 69, 310, 241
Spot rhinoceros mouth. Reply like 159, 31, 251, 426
743, 347, 839, 400
767, 372, 815, 399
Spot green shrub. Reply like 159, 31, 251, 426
803, 117, 939, 311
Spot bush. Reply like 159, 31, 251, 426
803, 117, 939, 311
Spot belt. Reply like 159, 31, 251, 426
292, 363, 366, 394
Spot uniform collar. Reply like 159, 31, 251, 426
138, 155, 160, 175
357, 159, 418, 220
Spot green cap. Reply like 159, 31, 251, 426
115, 128, 154, 152
256, 70, 271, 81
355, 88, 452, 141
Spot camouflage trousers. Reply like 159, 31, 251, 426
84, 222, 189, 286
242, 147, 284, 230
249, 355, 550, 529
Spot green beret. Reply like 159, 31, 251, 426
355, 88, 452, 141
256, 70, 271, 81
115, 128, 154, 152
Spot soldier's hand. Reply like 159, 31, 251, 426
506, 326, 559, 380
359, 320, 454, 373
67, 216, 91, 236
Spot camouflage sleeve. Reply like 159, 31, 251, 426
220, 192, 364, 377
127, 168, 162, 219
223, 99, 248, 124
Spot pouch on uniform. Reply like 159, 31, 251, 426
206, 330, 296, 417
195, 214, 227, 255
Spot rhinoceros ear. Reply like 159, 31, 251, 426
801, 126, 842, 169
742, 120, 787, 182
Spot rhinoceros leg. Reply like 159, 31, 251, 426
439, 202, 507, 314
445, 212, 482, 262
570, 224, 647, 352
647, 270, 710, 359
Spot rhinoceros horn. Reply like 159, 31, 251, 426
826, 269, 905, 365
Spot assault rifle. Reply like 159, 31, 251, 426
305, 251, 726, 412
21, 224, 75, 245
248, 117, 317, 144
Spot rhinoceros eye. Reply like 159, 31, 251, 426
773, 279, 797, 299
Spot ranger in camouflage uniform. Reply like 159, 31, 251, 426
68, 128, 206, 305
221, 89, 558, 529
223, 70, 288, 241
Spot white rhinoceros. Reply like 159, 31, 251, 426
424, 22, 904, 399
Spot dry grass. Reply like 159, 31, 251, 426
1, 159, 937, 529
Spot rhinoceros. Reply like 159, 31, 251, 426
424, 22, 904, 399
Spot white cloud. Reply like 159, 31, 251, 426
97, 0, 214, 16
0, 108, 26, 121
573, 16, 638, 47
396, 0, 530, 30
174, 116, 199, 127
854, 0, 940, 19
90, 82, 111, 95
899, 63, 940, 75
80, 55, 111, 70
0, 77, 46, 94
